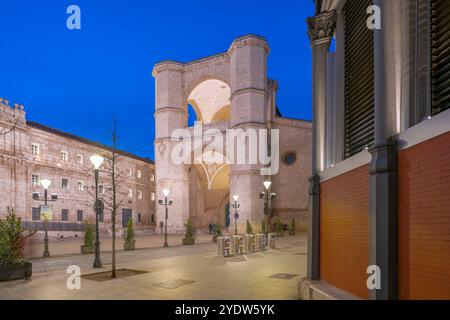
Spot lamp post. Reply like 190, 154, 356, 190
90, 154, 104, 268
259, 180, 276, 235
40, 179, 52, 257
231, 195, 240, 235
158, 189, 172, 247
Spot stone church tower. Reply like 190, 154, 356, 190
152, 35, 312, 233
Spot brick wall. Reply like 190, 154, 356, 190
398, 131, 450, 299
320, 165, 369, 299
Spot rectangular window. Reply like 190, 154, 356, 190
60, 151, 68, 161
127, 168, 132, 176
150, 173, 155, 181
98, 212, 104, 222
151, 214, 155, 224
137, 213, 142, 223
431, 0, 450, 116
344, 0, 375, 158
128, 189, 133, 199
76, 154, 83, 165
31, 143, 40, 155
151, 192, 155, 201
62, 209, 69, 221
32, 207, 40, 221
138, 190, 142, 200
62, 178, 69, 190
31, 174, 40, 186
99, 185, 104, 194
137, 170, 142, 179
77, 210, 83, 222
77, 181, 84, 191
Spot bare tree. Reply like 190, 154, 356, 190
99, 119, 131, 278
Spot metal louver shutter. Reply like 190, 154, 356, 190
344, 0, 375, 158
431, 0, 450, 116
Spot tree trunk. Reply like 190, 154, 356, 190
111, 152, 117, 278
112, 209, 116, 278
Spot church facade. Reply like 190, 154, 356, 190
152, 35, 312, 234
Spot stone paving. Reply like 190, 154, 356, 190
0, 234, 307, 300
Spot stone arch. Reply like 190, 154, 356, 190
186, 79, 231, 125
153, 35, 272, 233
217, 192, 231, 229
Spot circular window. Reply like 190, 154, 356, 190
283, 152, 297, 166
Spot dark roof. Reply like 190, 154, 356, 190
26, 121, 154, 165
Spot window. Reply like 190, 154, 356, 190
32, 207, 40, 221
137, 190, 143, 200
151, 214, 155, 224
151, 192, 155, 201
137, 170, 142, 179
62, 178, 69, 190
31, 174, 40, 187
77, 210, 83, 222
60, 151, 68, 161
128, 189, 133, 199
137, 213, 142, 223
77, 181, 84, 191
431, 0, 450, 116
62, 209, 69, 221
344, 0, 375, 158
99, 184, 104, 194
76, 154, 83, 165
283, 152, 297, 166
127, 168, 132, 176
31, 143, 40, 155
150, 173, 155, 181
98, 212, 104, 222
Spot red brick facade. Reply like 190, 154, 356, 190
320, 165, 369, 299
398, 132, 450, 299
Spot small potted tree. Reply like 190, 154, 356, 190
212, 223, 222, 243
246, 220, 253, 234
81, 221, 95, 254
182, 218, 195, 245
289, 218, 296, 236
0, 207, 34, 282
275, 218, 284, 237
123, 219, 135, 251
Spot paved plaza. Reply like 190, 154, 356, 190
0, 234, 307, 300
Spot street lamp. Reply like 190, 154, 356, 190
158, 189, 172, 247
90, 154, 104, 268
231, 195, 240, 235
259, 180, 276, 235
40, 179, 51, 257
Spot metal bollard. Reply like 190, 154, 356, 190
217, 237, 224, 256
223, 237, 232, 257
267, 233, 276, 249
244, 234, 256, 253
231, 235, 244, 255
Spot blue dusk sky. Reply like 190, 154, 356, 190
0, 0, 314, 160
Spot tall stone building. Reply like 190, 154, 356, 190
0, 98, 155, 235
152, 35, 312, 233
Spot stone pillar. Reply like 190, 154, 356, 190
369, 0, 401, 300
228, 35, 269, 229
306, 10, 336, 280
152, 62, 190, 233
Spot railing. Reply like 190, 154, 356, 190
21, 221, 94, 232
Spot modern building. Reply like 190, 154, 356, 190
0, 98, 155, 235
152, 35, 312, 233
301, 0, 450, 299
